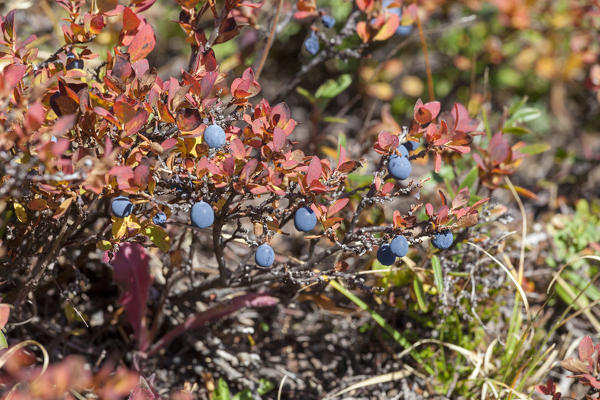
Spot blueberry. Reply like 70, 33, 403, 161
397, 144, 409, 158
321, 15, 336, 28
382, 0, 402, 17
403, 140, 420, 152
377, 244, 396, 266
255, 243, 275, 267
390, 235, 409, 257
190, 201, 214, 228
432, 229, 453, 250
203, 124, 226, 149
388, 154, 412, 180
153, 212, 167, 226
304, 32, 319, 56
396, 24, 413, 36
294, 206, 317, 232
111, 196, 133, 218
66, 59, 84, 70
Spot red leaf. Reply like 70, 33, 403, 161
489, 132, 510, 165
434, 152, 442, 172
111, 243, 152, 352
273, 127, 285, 151
24, 102, 45, 131
231, 138, 245, 159
356, 0, 374, 12
536, 379, 556, 395
176, 108, 201, 133
579, 336, 594, 362
128, 23, 155, 62
373, 13, 400, 42
148, 293, 277, 355
306, 156, 322, 185
133, 164, 150, 188
123, 7, 141, 32
327, 198, 349, 216
425, 203, 434, 218
0, 304, 10, 330
1, 63, 26, 93
452, 188, 470, 209
161, 138, 178, 150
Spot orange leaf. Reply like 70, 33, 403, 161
373, 13, 400, 41
327, 198, 349, 216
128, 23, 155, 62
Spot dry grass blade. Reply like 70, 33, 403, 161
467, 242, 531, 323
277, 374, 288, 400
0, 340, 49, 379
504, 177, 526, 286
546, 255, 600, 295
555, 276, 600, 333
395, 338, 480, 366
325, 369, 412, 399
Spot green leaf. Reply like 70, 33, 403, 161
257, 378, 275, 395
502, 126, 531, 136
323, 116, 349, 124
315, 74, 352, 99
232, 390, 253, 400
508, 107, 541, 124
431, 255, 444, 295
145, 226, 170, 252
215, 378, 231, 400
459, 166, 478, 193
348, 173, 373, 186
296, 86, 315, 103
0, 331, 7, 349
413, 277, 428, 312
507, 96, 528, 115
518, 142, 551, 155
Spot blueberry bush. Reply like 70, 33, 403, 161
0, 0, 599, 398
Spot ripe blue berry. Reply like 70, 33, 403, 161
190, 201, 214, 228
304, 32, 319, 56
255, 244, 275, 267
294, 207, 317, 232
397, 144, 409, 158
382, 0, 401, 17
377, 244, 396, 266
403, 140, 420, 152
111, 196, 133, 218
432, 229, 453, 250
203, 124, 226, 149
321, 15, 336, 28
390, 235, 409, 257
388, 154, 412, 180
153, 212, 167, 226
396, 24, 413, 36
66, 59, 84, 70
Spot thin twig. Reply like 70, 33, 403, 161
415, 6, 434, 101
255, 0, 283, 80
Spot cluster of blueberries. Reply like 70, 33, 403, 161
110, 130, 453, 269
304, 14, 336, 56
111, 193, 319, 268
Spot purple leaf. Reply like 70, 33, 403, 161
112, 243, 152, 352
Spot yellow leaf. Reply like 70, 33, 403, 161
112, 217, 127, 239
144, 226, 170, 252
321, 146, 338, 160
96, 240, 113, 250
13, 202, 27, 223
